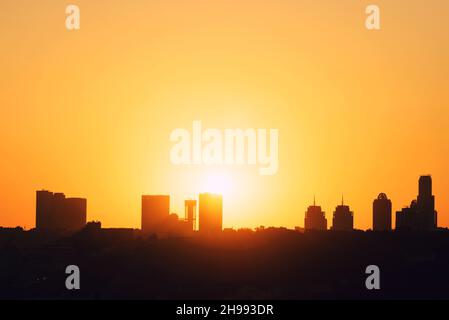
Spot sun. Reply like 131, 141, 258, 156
201, 172, 234, 196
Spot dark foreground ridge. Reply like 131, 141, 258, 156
1, 227, 449, 300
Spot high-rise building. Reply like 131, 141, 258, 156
36, 190, 86, 231
64, 197, 87, 231
396, 175, 437, 231
185, 200, 197, 231
199, 193, 222, 232
141, 195, 170, 233
36, 190, 54, 230
304, 198, 327, 231
331, 198, 354, 231
373, 193, 392, 231
418, 176, 434, 214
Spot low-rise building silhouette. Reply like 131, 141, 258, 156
36, 190, 86, 232
141, 195, 194, 236
396, 175, 438, 231
199, 193, 223, 232
164, 213, 192, 236
331, 197, 354, 231
373, 193, 392, 231
304, 198, 327, 231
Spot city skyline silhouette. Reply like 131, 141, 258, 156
1, 176, 448, 299
0, 174, 440, 234
1, 0, 449, 304
2, 1, 449, 232
0, 101, 447, 299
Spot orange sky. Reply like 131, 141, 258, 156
1, 0, 448, 230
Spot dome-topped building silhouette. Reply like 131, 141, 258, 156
373, 193, 392, 231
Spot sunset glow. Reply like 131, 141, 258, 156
1, 0, 449, 231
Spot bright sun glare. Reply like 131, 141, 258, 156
202, 173, 233, 196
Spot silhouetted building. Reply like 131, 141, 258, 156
396, 175, 438, 231
164, 213, 192, 236
373, 193, 392, 231
199, 193, 223, 232
84, 221, 102, 231
36, 190, 86, 231
332, 198, 353, 231
304, 198, 327, 231
185, 200, 197, 231
36, 190, 54, 230
0, 226, 24, 235
141, 195, 170, 233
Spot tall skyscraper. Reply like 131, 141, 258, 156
304, 198, 327, 231
36, 190, 86, 231
331, 198, 354, 231
418, 176, 434, 214
141, 195, 170, 233
199, 193, 223, 232
373, 193, 392, 231
396, 175, 437, 231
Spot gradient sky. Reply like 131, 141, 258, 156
1, 0, 449, 230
